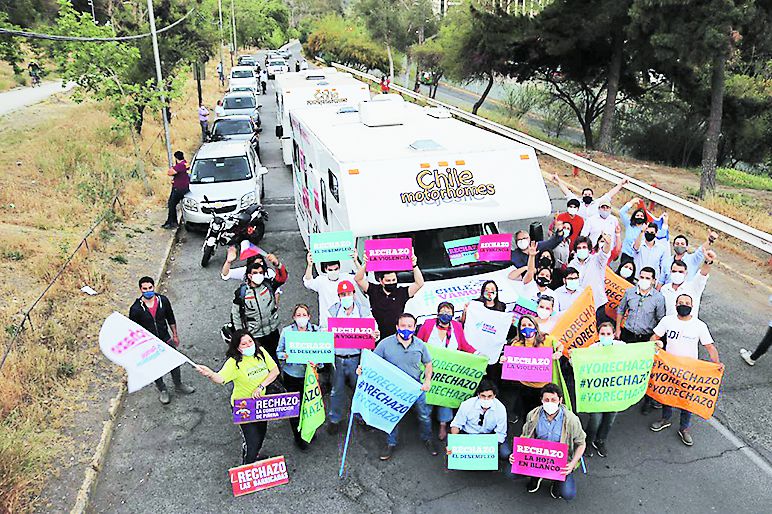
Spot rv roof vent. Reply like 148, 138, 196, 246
424, 106, 452, 119
305, 75, 326, 80
409, 139, 444, 151
337, 106, 358, 114
359, 97, 405, 127
315, 81, 330, 86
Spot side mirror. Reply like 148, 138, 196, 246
275, 125, 283, 138
258, 166, 269, 176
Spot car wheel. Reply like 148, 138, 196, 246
251, 219, 266, 243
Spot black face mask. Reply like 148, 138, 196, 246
644, 232, 656, 242
676, 304, 692, 317
633, 217, 645, 225
538, 257, 553, 268
582, 195, 593, 205
536, 276, 551, 287
383, 283, 398, 293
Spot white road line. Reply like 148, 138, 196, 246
709, 417, 772, 477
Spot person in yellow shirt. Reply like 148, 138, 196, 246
197, 329, 280, 465
499, 315, 563, 423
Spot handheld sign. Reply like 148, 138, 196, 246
463, 301, 514, 364
232, 393, 301, 424
425, 345, 488, 408
285, 331, 335, 364
647, 350, 723, 420
229, 456, 289, 497
365, 238, 413, 271
477, 233, 512, 262
501, 346, 553, 383
604, 267, 632, 319
328, 317, 377, 350
310, 230, 355, 263
511, 297, 538, 321
511, 437, 568, 482
443, 236, 480, 266
550, 287, 598, 357
447, 434, 499, 470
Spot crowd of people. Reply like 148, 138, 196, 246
139, 134, 748, 500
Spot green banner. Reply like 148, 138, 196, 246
298, 365, 325, 443
424, 346, 489, 408
572, 342, 655, 413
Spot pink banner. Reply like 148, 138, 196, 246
365, 238, 413, 272
501, 346, 553, 382
477, 233, 512, 262
511, 437, 568, 482
328, 317, 377, 350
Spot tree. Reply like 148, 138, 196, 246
304, 14, 389, 71
354, 0, 405, 78
0, 12, 23, 73
410, 38, 444, 97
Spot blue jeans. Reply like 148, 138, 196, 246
387, 392, 432, 447
435, 406, 453, 423
586, 412, 618, 443
662, 405, 692, 430
556, 473, 577, 500
329, 355, 360, 424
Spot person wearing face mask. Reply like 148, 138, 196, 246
534, 296, 558, 334
551, 174, 628, 220
231, 261, 283, 363
650, 294, 722, 446
521, 242, 556, 304
509, 383, 586, 500
580, 197, 619, 250
616, 261, 637, 286
196, 329, 279, 464
552, 225, 573, 272
661, 231, 717, 284
499, 316, 564, 423
129, 276, 195, 404
553, 197, 584, 250
416, 301, 477, 440
449, 380, 512, 474
303, 251, 360, 327
325, 280, 380, 435
509, 228, 565, 280
535, 249, 564, 290
615, 266, 665, 343
461, 280, 508, 324
355, 253, 424, 339
553, 267, 582, 313
633, 222, 669, 285
276, 304, 322, 450
619, 198, 669, 264
358, 313, 437, 461
660, 253, 714, 318
568, 234, 613, 324
221, 246, 287, 286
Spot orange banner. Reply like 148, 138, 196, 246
552, 287, 598, 357
604, 267, 632, 319
646, 350, 724, 420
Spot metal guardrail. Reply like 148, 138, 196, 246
329, 62, 772, 255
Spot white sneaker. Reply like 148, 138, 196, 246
740, 348, 756, 366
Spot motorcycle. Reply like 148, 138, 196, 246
199, 201, 267, 267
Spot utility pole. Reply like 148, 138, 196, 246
218, 0, 225, 73
230, 0, 237, 62
146, 0, 173, 168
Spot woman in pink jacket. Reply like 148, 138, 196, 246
416, 301, 477, 440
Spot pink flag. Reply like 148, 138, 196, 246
365, 238, 413, 271
328, 317, 377, 350
501, 346, 553, 382
511, 437, 568, 481
477, 233, 512, 262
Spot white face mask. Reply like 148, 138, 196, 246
542, 401, 560, 415
566, 278, 579, 291
599, 335, 614, 346
619, 267, 633, 279
537, 307, 552, 320
326, 269, 340, 281
567, 207, 578, 216
250, 273, 265, 285
576, 248, 589, 261
561, 228, 571, 238
295, 316, 309, 328
638, 278, 652, 291
599, 209, 610, 219
670, 272, 686, 285
479, 398, 493, 409
516, 239, 530, 251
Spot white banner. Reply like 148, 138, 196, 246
405, 266, 523, 322
463, 301, 514, 364
99, 312, 191, 393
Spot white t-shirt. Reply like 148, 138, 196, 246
536, 315, 558, 335
660, 273, 708, 318
653, 315, 715, 360
567, 192, 611, 220
581, 213, 619, 248
521, 281, 554, 305
553, 286, 582, 313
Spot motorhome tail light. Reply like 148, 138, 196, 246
348, 169, 359, 175
520, 154, 530, 160
455, 160, 465, 165
420, 163, 430, 169
438, 161, 448, 166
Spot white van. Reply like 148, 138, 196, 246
288, 96, 552, 319
228, 66, 258, 92
274, 72, 371, 165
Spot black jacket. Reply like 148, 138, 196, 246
128, 294, 176, 343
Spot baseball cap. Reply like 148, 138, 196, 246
337, 280, 355, 295
598, 197, 612, 208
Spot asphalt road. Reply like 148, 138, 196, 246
89, 50, 772, 513
0, 80, 74, 117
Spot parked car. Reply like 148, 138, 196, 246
266, 58, 289, 79
238, 54, 256, 67
228, 84, 259, 97
220, 92, 261, 127
182, 140, 268, 229
209, 115, 260, 157
276, 48, 292, 60
228, 65, 258, 91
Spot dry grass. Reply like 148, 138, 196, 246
0, 60, 224, 512
0, 61, 24, 92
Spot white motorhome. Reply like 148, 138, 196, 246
289, 95, 553, 319
274, 71, 371, 165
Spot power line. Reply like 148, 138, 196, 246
0, 7, 195, 42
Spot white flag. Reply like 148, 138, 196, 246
464, 301, 514, 364
99, 312, 191, 393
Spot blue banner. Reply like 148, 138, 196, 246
351, 350, 422, 434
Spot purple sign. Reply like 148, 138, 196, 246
232, 392, 301, 424
477, 233, 512, 262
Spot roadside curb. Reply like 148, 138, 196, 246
69, 225, 180, 514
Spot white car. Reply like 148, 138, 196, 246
266, 58, 289, 79
228, 66, 258, 91
220, 92, 261, 127
182, 141, 268, 227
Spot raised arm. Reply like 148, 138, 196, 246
304, 252, 314, 281
551, 173, 574, 198
354, 251, 369, 292
605, 178, 629, 198
408, 254, 425, 297
522, 242, 537, 285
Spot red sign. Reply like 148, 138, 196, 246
228, 456, 289, 497
328, 317, 377, 349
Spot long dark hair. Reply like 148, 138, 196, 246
515, 315, 547, 347
226, 329, 264, 368
630, 208, 647, 225
476, 280, 506, 311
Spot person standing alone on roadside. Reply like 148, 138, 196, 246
198, 103, 210, 142
217, 61, 225, 86
162, 151, 189, 229
129, 276, 195, 404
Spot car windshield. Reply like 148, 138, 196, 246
223, 96, 255, 109
190, 156, 251, 184
239, 58, 255, 65
212, 119, 252, 136
231, 70, 253, 79
269, 61, 285, 66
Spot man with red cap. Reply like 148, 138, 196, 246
326, 280, 380, 435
